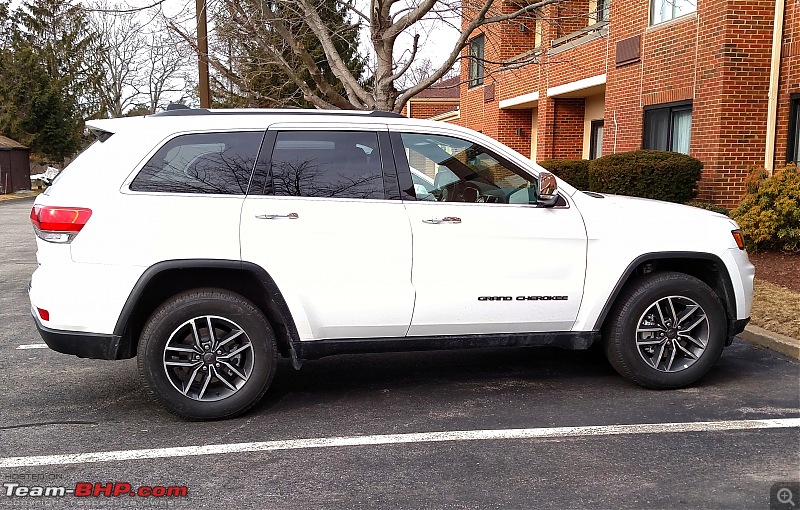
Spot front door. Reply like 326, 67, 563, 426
393, 130, 588, 336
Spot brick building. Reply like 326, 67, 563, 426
408, 0, 799, 207
401, 76, 461, 122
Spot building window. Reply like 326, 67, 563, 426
590, 0, 609, 24
789, 95, 800, 164
650, 0, 696, 25
469, 35, 484, 88
589, 120, 604, 160
643, 101, 692, 154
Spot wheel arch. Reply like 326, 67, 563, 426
593, 252, 738, 342
113, 260, 300, 360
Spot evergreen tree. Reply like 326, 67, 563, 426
213, 0, 365, 108
0, 0, 99, 162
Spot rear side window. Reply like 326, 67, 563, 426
131, 132, 263, 194
270, 131, 384, 199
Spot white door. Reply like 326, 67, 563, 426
239, 127, 414, 341
395, 131, 587, 336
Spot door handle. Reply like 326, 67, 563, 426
422, 216, 462, 224
255, 212, 299, 220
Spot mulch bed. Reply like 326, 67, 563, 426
749, 251, 800, 293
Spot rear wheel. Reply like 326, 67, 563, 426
604, 272, 726, 389
137, 288, 277, 420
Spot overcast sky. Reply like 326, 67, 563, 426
9, 0, 461, 101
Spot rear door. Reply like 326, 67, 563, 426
239, 124, 415, 341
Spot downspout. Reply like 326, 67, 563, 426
764, 0, 786, 175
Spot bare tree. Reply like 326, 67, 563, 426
89, 3, 193, 116
144, 31, 193, 113
90, 3, 145, 117
166, 0, 565, 112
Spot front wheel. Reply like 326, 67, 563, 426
604, 272, 727, 389
137, 288, 277, 420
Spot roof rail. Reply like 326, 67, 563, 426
150, 108, 405, 119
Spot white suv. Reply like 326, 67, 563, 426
29, 108, 754, 420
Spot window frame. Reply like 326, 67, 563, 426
469, 34, 485, 88
788, 94, 800, 165
592, 0, 609, 23
649, 0, 697, 25
643, 100, 693, 154
390, 130, 567, 207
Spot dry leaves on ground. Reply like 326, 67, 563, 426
750, 280, 800, 340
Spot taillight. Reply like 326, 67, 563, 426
30, 205, 92, 243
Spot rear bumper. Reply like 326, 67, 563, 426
32, 313, 123, 360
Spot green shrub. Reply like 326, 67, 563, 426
539, 159, 590, 190
588, 150, 703, 204
732, 164, 800, 252
688, 202, 730, 216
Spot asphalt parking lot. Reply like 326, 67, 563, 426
1, 197, 799, 509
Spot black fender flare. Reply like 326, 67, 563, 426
113, 259, 302, 365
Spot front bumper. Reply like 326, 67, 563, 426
727, 317, 750, 346
32, 313, 122, 360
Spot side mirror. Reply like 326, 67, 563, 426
537, 171, 558, 207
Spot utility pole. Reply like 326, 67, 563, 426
196, 0, 211, 108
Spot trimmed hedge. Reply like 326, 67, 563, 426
538, 159, 590, 190
732, 164, 800, 252
588, 150, 703, 204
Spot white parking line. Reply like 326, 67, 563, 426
16, 343, 48, 350
1, 418, 797, 468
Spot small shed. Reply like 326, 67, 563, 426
0, 135, 31, 194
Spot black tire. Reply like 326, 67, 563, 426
137, 288, 277, 420
603, 272, 726, 389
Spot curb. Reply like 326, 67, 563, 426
738, 324, 800, 360
0, 194, 38, 205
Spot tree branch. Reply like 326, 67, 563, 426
296, 0, 374, 107
396, 0, 563, 110
388, 33, 419, 82
81, 0, 166, 14
384, 0, 437, 41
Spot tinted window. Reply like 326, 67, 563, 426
270, 131, 384, 199
131, 132, 263, 194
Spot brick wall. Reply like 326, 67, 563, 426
774, 0, 800, 168
457, 0, 785, 207
497, 109, 533, 157
548, 98, 586, 159
401, 101, 459, 119
694, 0, 774, 206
